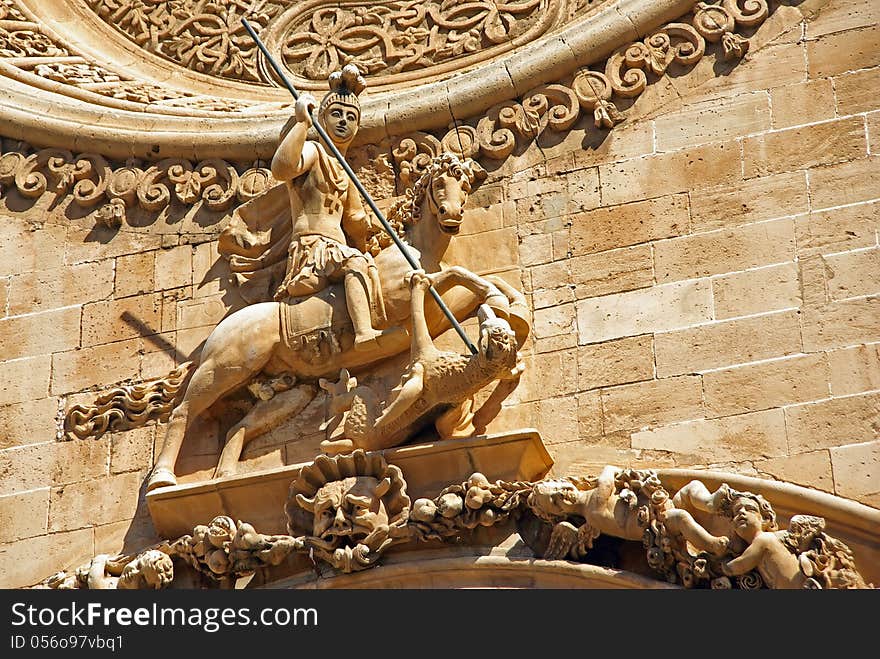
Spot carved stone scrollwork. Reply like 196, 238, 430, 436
236, 164, 273, 202
606, 23, 705, 95
84, 0, 281, 84
0, 0, 27, 22
0, 28, 68, 58
390, 0, 773, 175
391, 132, 444, 188
63, 362, 194, 441
693, 0, 768, 60
0, 142, 275, 224
33, 61, 122, 85
572, 69, 624, 129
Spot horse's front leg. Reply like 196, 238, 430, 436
427, 266, 509, 318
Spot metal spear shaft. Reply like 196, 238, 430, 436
241, 18, 478, 355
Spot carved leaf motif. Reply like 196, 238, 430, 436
95, 199, 126, 228
722, 31, 749, 59
594, 99, 623, 129
496, 101, 540, 139
163, 159, 200, 205
642, 32, 674, 76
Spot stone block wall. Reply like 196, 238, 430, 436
0, 0, 877, 587
485, 0, 879, 506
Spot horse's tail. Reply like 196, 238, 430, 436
63, 361, 196, 440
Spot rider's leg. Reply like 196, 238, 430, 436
344, 257, 405, 351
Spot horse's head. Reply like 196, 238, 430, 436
422, 153, 487, 235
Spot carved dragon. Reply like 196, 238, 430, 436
319, 270, 523, 453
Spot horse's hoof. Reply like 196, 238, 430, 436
146, 467, 177, 492
485, 294, 510, 320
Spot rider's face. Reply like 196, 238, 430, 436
323, 102, 359, 144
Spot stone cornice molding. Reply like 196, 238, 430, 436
0, 0, 799, 161
0, 0, 814, 224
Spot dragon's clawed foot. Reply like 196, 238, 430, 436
319, 368, 357, 398
405, 269, 433, 291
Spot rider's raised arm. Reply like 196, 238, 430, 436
271, 94, 319, 182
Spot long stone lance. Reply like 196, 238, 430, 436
240, 18, 478, 355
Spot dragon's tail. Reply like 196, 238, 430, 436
63, 361, 195, 440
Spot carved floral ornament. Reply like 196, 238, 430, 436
41, 452, 874, 590
0, 148, 274, 227
79, 0, 599, 86
0, 0, 811, 168
0, 0, 783, 223
388, 0, 770, 179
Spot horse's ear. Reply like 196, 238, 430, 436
467, 159, 487, 187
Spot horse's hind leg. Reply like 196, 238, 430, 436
147, 304, 281, 491
214, 385, 317, 479
147, 357, 258, 491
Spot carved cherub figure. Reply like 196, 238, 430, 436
527, 466, 729, 561
48, 550, 174, 590
719, 493, 808, 589
720, 501, 872, 589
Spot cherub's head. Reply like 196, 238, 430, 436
527, 479, 584, 522
728, 492, 777, 540
118, 550, 174, 590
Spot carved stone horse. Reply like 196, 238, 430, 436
147, 153, 530, 491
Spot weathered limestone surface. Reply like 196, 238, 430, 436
1, 0, 879, 588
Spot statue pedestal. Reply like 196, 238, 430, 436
146, 428, 552, 539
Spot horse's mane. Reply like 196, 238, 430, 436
365, 152, 472, 255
